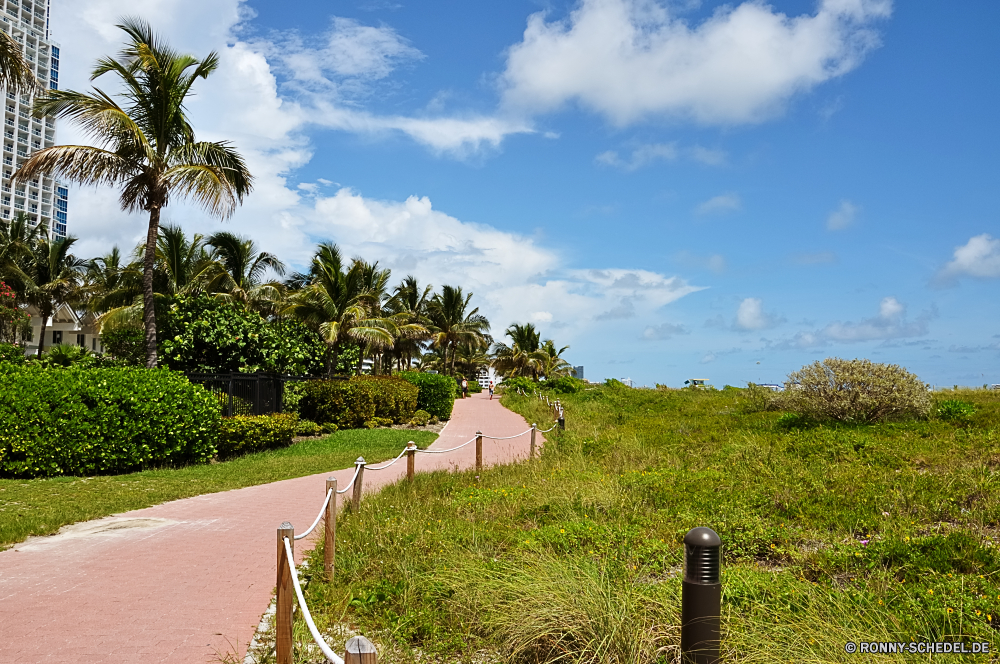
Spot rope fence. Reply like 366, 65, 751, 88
270, 391, 567, 664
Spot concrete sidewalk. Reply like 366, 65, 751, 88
0, 393, 545, 664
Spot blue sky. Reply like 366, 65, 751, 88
53, 0, 1000, 386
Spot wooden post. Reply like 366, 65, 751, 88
352, 457, 366, 512
325, 477, 337, 581
345, 635, 378, 663
276, 522, 294, 664
475, 431, 483, 473
406, 441, 416, 481
530, 423, 537, 459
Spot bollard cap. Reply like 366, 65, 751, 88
684, 527, 722, 585
684, 527, 722, 548
355, 456, 366, 465
406, 441, 417, 450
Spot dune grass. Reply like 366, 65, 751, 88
0, 428, 437, 550
291, 386, 1000, 663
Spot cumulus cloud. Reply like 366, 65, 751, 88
642, 322, 689, 340
826, 200, 859, 230
936, 234, 1000, 285
769, 296, 935, 349
735, 297, 783, 331
696, 193, 741, 215
501, 0, 892, 125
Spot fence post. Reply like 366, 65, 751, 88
276, 522, 295, 664
530, 423, 537, 459
681, 527, 722, 664
325, 477, 337, 581
475, 431, 483, 473
558, 408, 565, 430
345, 635, 378, 663
352, 457, 366, 512
406, 441, 417, 481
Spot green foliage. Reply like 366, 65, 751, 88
499, 375, 534, 394
296, 419, 323, 437
410, 409, 432, 426
0, 365, 220, 477
364, 417, 394, 429
541, 376, 585, 394
400, 371, 456, 419
216, 413, 297, 459
99, 327, 146, 365
465, 380, 483, 394
39, 343, 96, 368
300, 376, 418, 429
0, 281, 29, 344
0, 342, 26, 365
740, 382, 778, 413
782, 357, 931, 423
283, 381, 308, 415
937, 399, 976, 424
158, 295, 327, 374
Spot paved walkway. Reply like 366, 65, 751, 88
0, 393, 546, 664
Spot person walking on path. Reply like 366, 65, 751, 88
489, 381, 494, 400
461, 377, 469, 399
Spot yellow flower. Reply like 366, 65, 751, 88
878, 600, 883, 605
855, 553, 862, 557
928, 589, 934, 595
904, 536, 910, 541
977, 611, 982, 616
947, 608, 953, 614
560, 529, 565, 533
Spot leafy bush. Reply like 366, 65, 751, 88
465, 380, 483, 394
0, 365, 220, 477
0, 281, 29, 344
400, 371, 456, 419
937, 399, 976, 424
541, 376, 585, 394
100, 327, 145, 365
40, 343, 95, 367
410, 409, 432, 426
283, 381, 308, 415
300, 376, 418, 429
158, 295, 328, 374
740, 383, 777, 413
0, 342, 26, 365
296, 419, 323, 437
499, 375, 534, 395
364, 417, 394, 429
216, 413, 298, 459
781, 358, 931, 424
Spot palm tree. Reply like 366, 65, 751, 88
426, 285, 490, 376
538, 338, 572, 379
204, 231, 285, 314
0, 213, 46, 297
0, 30, 39, 96
17, 234, 86, 356
283, 243, 395, 374
385, 275, 432, 371
491, 322, 547, 380
15, 18, 253, 367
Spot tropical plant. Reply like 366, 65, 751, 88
538, 338, 572, 379
384, 275, 433, 371
17, 18, 253, 368
0, 213, 47, 296
204, 231, 285, 315
0, 29, 39, 96
491, 322, 546, 380
426, 285, 490, 376
0, 281, 29, 344
14, 234, 86, 357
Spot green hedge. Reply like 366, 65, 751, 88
216, 413, 298, 459
300, 376, 418, 429
400, 371, 456, 420
0, 365, 220, 478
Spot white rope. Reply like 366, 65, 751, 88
483, 429, 532, 441
538, 423, 559, 433
336, 465, 361, 494
366, 447, 408, 471
283, 537, 345, 664
293, 489, 333, 541
416, 436, 477, 454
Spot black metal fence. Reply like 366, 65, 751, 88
187, 372, 288, 417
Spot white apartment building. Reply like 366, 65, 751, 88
0, 0, 67, 239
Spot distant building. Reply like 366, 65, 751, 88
686, 378, 709, 388
620, 378, 633, 387
23, 303, 103, 356
758, 383, 783, 392
476, 367, 501, 388
571, 365, 584, 380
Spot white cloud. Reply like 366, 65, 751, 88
595, 142, 678, 170
936, 234, 1000, 284
696, 193, 741, 215
689, 145, 727, 166
735, 297, 782, 330
771, 297, 933, 348
826, 200, 859, 230
501, 0, 892, 125
642, 322, 688, 340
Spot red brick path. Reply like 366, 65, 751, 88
0, 393, 546, 663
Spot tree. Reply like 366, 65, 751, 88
204, 231, 286, 315
17, 234, 86, 356
426, 285, 490, 376
385, 275, 433, 371
16, 18, 253, 368
0, 30, 39, 96
491, 322, 547, 379
538, 338, 572, 379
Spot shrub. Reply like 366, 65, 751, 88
466, 380, 483, 394
400, 371, 456, 419
937, 399, 976, 424
283, 381, 308, 415
100, 327, 145, 365
0, 365, 220, 477
0, 281, 29, 344
40, 343, 96, 368
499, 375, 534, 395
300, 376, 418, 429
541, 376, 585, 394
410, 409, 432, 426
0, 342, 26, 365
216, 413, 298, 459
740, 383, 777, 413
364, 417, 394, 429
781, 358, 931, 424
296, 419, 323, 437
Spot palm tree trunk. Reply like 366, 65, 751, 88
36, 314, 48, 358
142, 206, 162, 368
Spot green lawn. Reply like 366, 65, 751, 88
291, 386, 1000, 663
0, 428, 437, 550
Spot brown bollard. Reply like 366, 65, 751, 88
530, 423, 537, 459
681, 527, 722, 664
352, 457, 366, 512
475, 431, 483, 474
325, 477, 337, 580
345, 635, 378, 663
406, 441, 417, 481
276, 522, 294, 664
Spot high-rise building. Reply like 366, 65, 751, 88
0, 0, 66, 239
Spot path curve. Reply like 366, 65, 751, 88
0, 393, 545, 664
